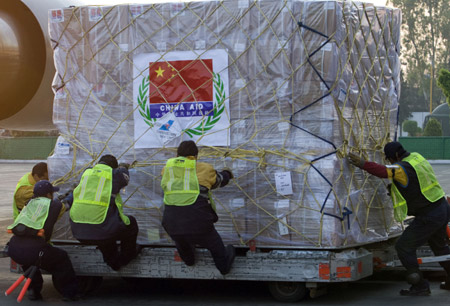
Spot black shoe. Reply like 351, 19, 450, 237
220, 245, 236, 275
28, 289, 43, 301
107, 261, 122, 271
62, 294, 82, 302
135, 244, 143, 257
184, 258, 195, 266
400, 282, 431, 296
440, 281, 450, 290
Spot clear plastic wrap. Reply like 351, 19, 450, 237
48, 0, 402, 248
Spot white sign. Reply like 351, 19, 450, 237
275, 199, 290, 210
274, 172, 293, 196
133, 49, 230, 148
278, 216, 289, 236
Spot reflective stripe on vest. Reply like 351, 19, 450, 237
12, 173, 33, 220
8, 197, 50, 231
70, 164, 113, 224
161, 157, 199, 206
390, 152, 445, 222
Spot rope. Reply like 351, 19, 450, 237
49, 0, 401, 248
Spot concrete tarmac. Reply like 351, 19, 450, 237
0, 161, 450, 305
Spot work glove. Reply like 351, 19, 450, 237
347, 152, 365, 169
60, 191, 74, 209
118, 162, 130, 170
222, 167, 234, 179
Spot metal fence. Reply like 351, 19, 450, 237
0, 137, 57, 160
399, 137, 450, 160
0, 136, 448, 161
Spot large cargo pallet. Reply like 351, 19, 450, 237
56, 243, 373, 282
52, 242, 374, 302
4, 238, 449, 302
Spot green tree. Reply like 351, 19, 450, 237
389, 0, 450, 111
398, 75, 427, 136
437, 68, 450, 103
403, 120, 421, 136
423, 117, 442, 136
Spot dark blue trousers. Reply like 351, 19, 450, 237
395, 198, 450, 277
7, 236, 78, 298
79, 215, 139, 270
170, 228, 228, 273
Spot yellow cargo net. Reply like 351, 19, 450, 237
49, 0, 402, 248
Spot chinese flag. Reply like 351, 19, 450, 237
149, 59, 213, 104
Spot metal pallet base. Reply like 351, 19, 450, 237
58, 244, 373, 283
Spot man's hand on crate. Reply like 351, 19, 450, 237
347, 152, 365, 168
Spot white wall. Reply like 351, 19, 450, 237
410, 112, 430, 128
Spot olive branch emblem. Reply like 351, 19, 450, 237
137, 75, 156, 127
136, 72, 225, 137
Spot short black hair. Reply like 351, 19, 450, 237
177, 141, 198, 157
32, 162, 48, 177
99, 154, 118, 169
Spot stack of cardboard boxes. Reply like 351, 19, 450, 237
48, 0, 402, 248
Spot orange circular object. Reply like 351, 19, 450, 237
0, 0, 46, 120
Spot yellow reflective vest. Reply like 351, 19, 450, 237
161, 157, 200, 206
70, 164, 130, 225
390, 152, 445, 222
12, 173, 33, 220
8, 197, 50, 231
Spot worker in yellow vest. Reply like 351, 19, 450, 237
6, 180, 79, 301
70, 154, 140, 271
12, 162, 48, 219
161, 140, 235, 275
348, 141, 450, 296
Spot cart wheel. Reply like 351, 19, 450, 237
77, 276, 103, 296
268, 281, 308, 302
52, 275, 103, 296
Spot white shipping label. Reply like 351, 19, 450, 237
119, 44, 129, 52
274, 172, 293, 195
278, 217, 289, 236
92, 83, 105, 97
238, 0, 249, 9
278, 122, 290, 132
234, 43, 246, 53
50, 9, 64, 23
171, 3, 185, 16
154, 112, 182, 146
234, 79, 245, 88
157, 42, 167, 52
56, 142, 70, 155
321, 43, 332, 52
130, 5, 144, 18
195, 40, 206, 50
278, 39, 287, 49
231, 198, 245, 209
88, 7, 103, 22
275, 199, 290, 210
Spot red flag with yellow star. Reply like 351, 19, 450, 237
149, 59, 213, 104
